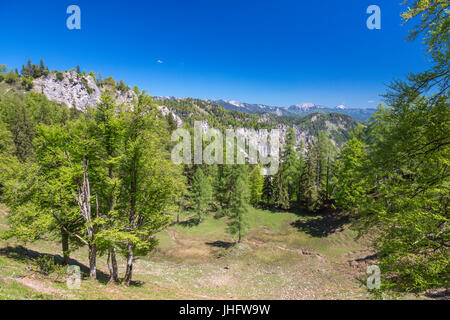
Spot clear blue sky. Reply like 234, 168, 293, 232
0, 0, 429, 108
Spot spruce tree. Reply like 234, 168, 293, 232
261, 175, 274, 206
300, 141, 321, 212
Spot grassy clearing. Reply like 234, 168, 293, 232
0, 205, 408, 300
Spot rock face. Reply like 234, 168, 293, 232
33, 71, 136, 111
157, 106, 183, 128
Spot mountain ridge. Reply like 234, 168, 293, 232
154, 97, 377, 122
25, 70, 360, 149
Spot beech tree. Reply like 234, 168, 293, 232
117, 93, 182, 286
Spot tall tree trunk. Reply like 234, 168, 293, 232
107, 247, 119, 284
88, 244, 97, 280
123, 243, 134, 286
238, 224, 242, 243
61, 228, 69, 265
326, 156, 330, 201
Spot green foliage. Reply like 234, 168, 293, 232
80, 77, 94, 94
227, 165, 250, 242
332, 0, 450, 294
0, 65, 7, 83
0, 91, 78, 162
36, 255, 59, 275
5, 69, 19, 84
104, 76, 116, 87
20, 59, 45, 79
298, 141, 322, 212
248, 166, 263, 206
191, 167, 213, 221
21, 77, 33, 90
261, 175, 274, 206
273, 127, 301, 209
116, 79, 129, 92
39, 59, 49, 76
55, 72, 64, 82
333, 138, 366, 211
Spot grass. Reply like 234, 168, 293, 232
0, 204, 420, 300
0, 277, 53, 300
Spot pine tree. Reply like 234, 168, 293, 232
214, 164, 233, 209
261, 175, 274, 206
167, 112, 177, 131
277, 179, 290, 210
39, 59, 49, 76
21, 59, 33, 77
299, 141, 321, 212
317, 131, 337, 203
282, 127, 300, 201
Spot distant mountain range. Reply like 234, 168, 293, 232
155, 97, 377, 121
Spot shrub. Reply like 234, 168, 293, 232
55, 72, 64, 81
21, 77, 33, 90
36, 255, 58, 275
5, 70, 19, 84
81, 77, 94, 94
104, 76, 115, 87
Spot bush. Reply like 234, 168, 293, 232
21, 77, 33, 90
5, 70, 19, 84
104, 76, 115, 87
35, 255, 66, 281
116, 79, 129, 92
55, 72, 64, 82
80, 77, 94, 94
36, 255, 58, 275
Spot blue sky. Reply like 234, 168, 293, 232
0, 0, 429, 108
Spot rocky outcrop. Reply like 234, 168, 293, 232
157, 106, 183, 128
32, 71, 136, 111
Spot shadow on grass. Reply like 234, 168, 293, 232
424, 289, 450, 300
178, 217, 200, 228
205, 241, 235, 249
291, 213, 350, 238
0, 245, 111, 284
